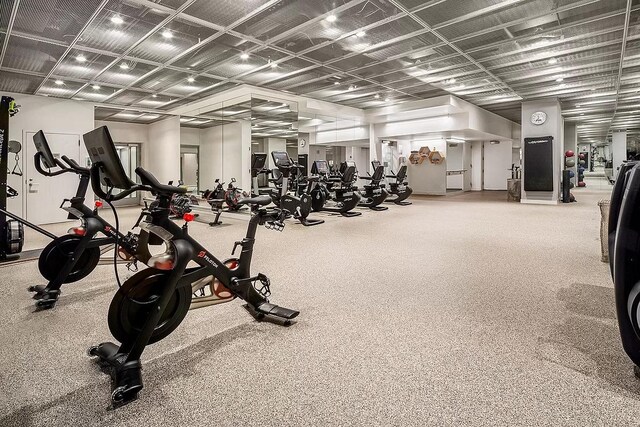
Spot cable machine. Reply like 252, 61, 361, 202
0, 96, 57, 262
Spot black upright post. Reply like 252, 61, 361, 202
0, 96, 12, 259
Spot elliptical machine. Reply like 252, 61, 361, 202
609, 161, 640, 377
309, 160, 361, 217
269, 151, 323, 226
28, 130, 151, 309
372, 160, 413, 206
83, 126, 298, 405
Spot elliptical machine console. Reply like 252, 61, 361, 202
270, 151, 323, 226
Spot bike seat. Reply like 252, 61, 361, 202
237, 195, 272, 206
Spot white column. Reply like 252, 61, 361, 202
612, 130, 627, 175
147, 116, 181, 184
240, 121, 251, 193
369, 123, 381, 173
266, 138, 287, 169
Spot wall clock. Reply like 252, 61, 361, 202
531, 111, 547, 125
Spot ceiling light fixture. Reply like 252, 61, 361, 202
110, 15, 124, 25
119, 62, 129, 70
334, 81, 340, 86
92, 85, 101, 90
76, 55, 87, 63
556, 77, 564, 82
348, 85, 356, 91
548, 58, 558, 65
152, 94, 158, 98
54, 80, 64, 85
356, 31, 366, 37
374, 94, 380, 99
271, 62, 278, 69
326, 14, 337, 23
187, 76, 195, 83
240, 52, 249, 60
384, 97, 390, 102
161, 29, 173, 39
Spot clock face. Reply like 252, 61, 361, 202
531, 111, 547, 125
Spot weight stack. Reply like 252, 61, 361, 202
562, 169, 571, 203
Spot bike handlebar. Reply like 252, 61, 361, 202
34, 153, 67, 177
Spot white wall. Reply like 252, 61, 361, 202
147, 116, 181, 185
309, 144, 327, 166
199, 122, 250, 191
6, 93, 94, 218
180, 127, 201, 146
613, 131, 627, 175
200, 125, 223, 189
483, 141, 513, 190
470, 141, 483, 191
446, 143, 464, 190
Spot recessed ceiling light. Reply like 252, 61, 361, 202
326, 14, 337, 23
240, 52, 249, 60
334, 81, 340, 86
119, 62, 129, 70
548, 58, 558, 65
92, 85, 101, 90
556, 77, 564, 82
76, 55, 87, 63
152, 94, 158, 98
110, 15, 124, 25
356, 31, 366, 37
384, 97, 390, 102
161, 29, 172, 39
54, 79, 64, 85
374, 94, 380, 99
271, 62, 278, 69
348, 84, 356, 91
187, 76, 195, 83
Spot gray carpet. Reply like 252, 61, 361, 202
1, 190, 639, 426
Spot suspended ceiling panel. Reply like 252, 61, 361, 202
0, 0, 637, 143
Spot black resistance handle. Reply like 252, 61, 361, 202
61, 155, 90, 174
90, 163, 148, 202
135, 167, 187, 196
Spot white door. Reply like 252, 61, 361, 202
25, 131, 81, 225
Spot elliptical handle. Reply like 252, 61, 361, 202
34, 152, 67, 177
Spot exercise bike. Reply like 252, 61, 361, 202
308, 160, 361, 217
83, 126, 299, 405
371, 160, 413, 206
28, 130, 151, 309
352, 161, 389, 211
269, 151, 323, 226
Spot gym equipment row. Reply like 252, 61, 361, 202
163, 150, 414, 229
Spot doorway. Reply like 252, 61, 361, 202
180, 145, 199, 192
113, 143, 141, 206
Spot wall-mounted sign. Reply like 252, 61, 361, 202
524, 136, 554, 192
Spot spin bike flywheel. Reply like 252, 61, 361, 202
108, 268, 191, 345
38, 235, 101, 283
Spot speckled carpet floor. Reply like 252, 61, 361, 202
1, 189, 638, 426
